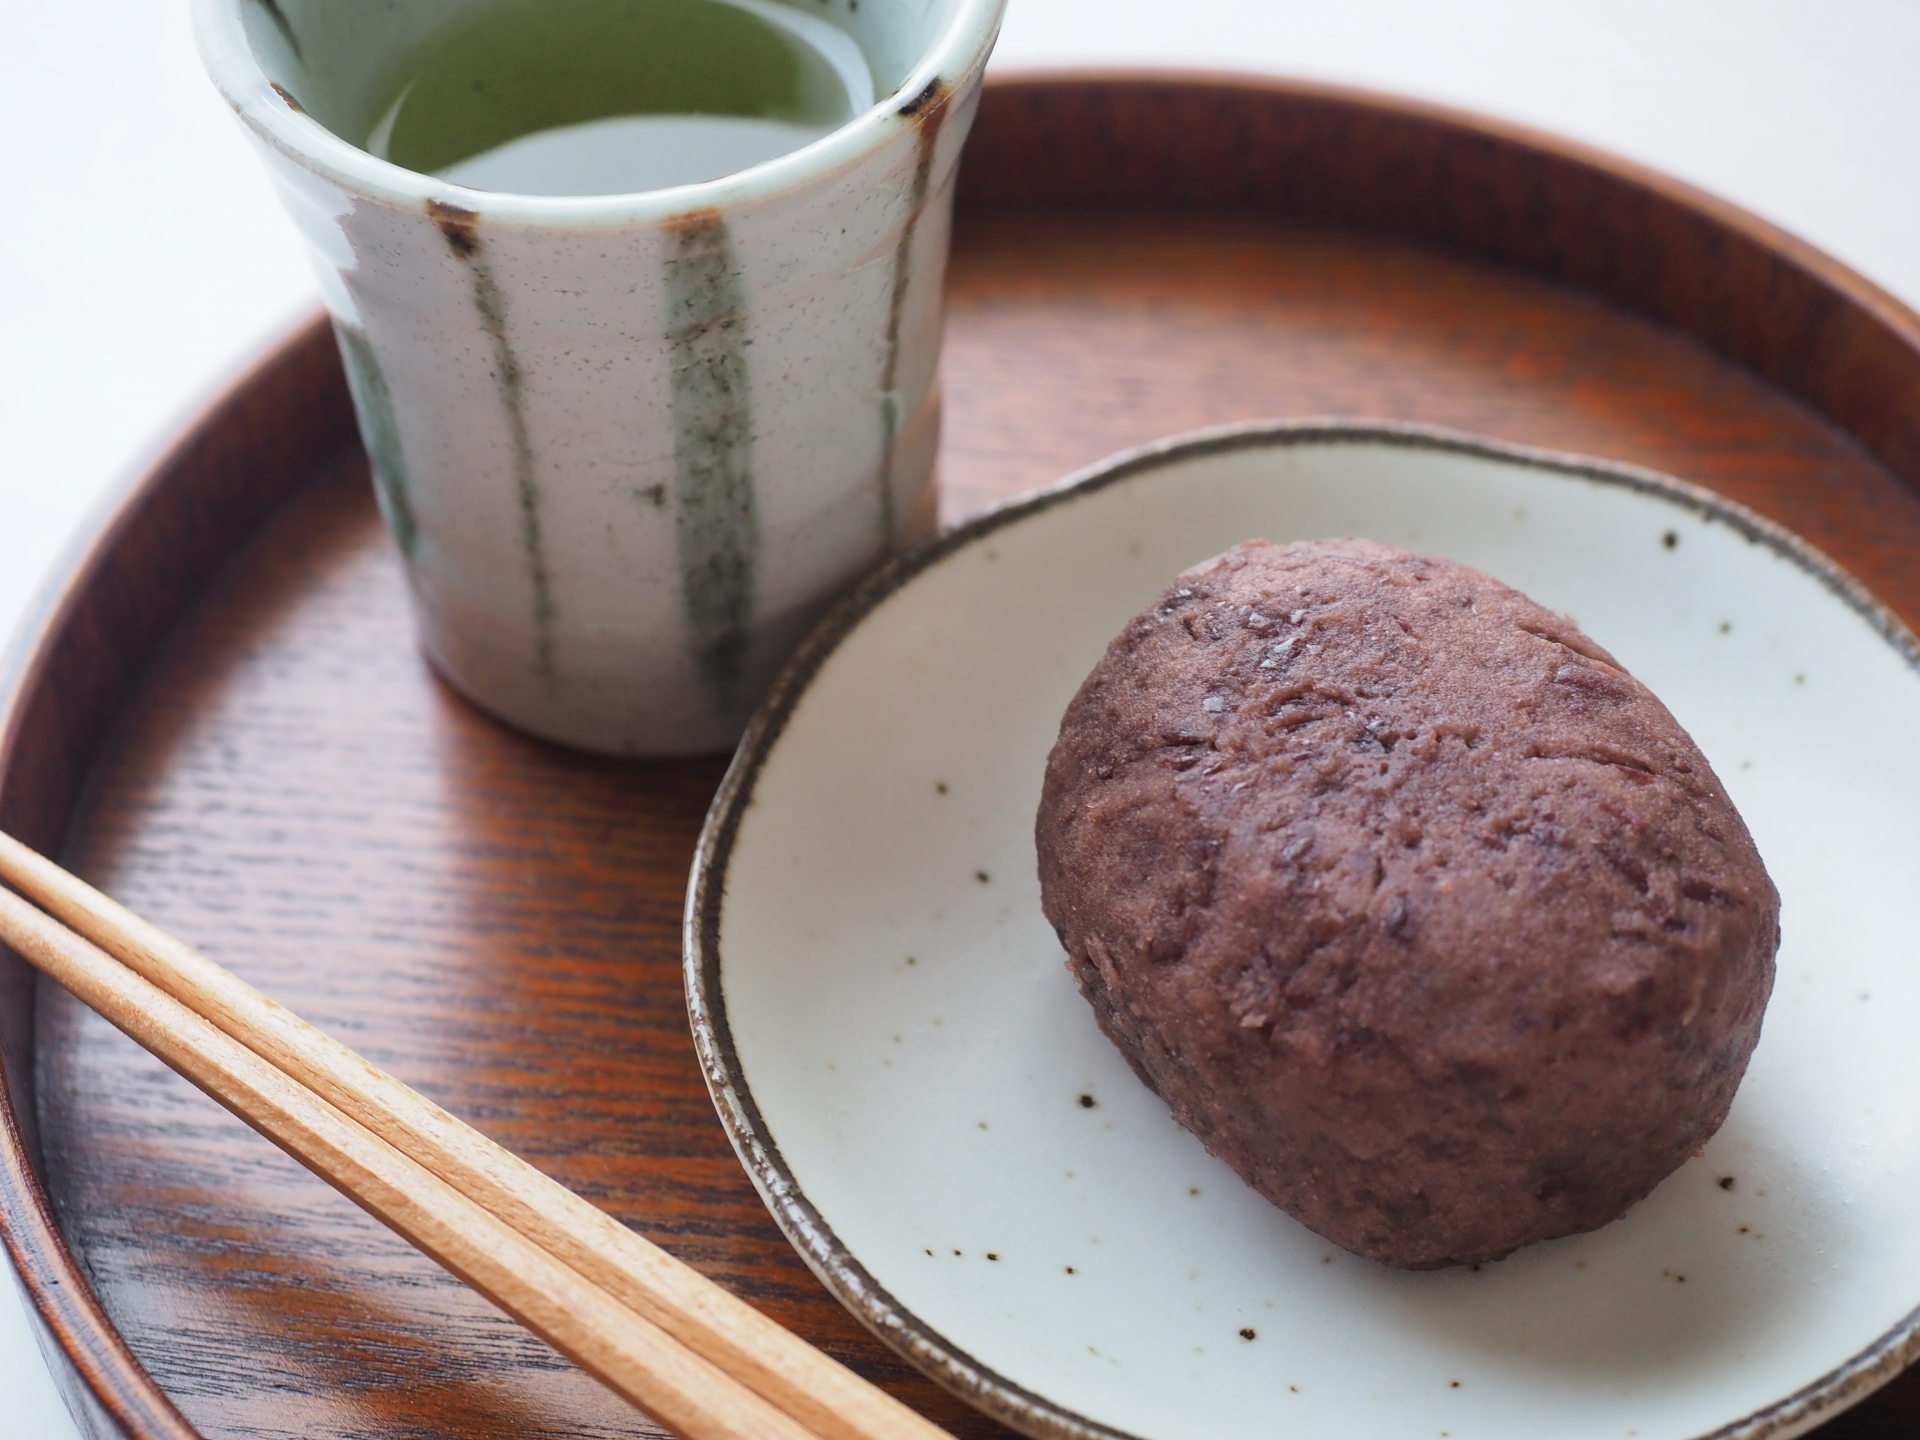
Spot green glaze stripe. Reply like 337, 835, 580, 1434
666, 209, 758, 700
875, 78, 949, 544
248, 0, 303, 61
430, 200, 558, 686
333, 322, 419, 558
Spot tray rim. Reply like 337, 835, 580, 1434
954, 70, 1920, 499
683, 417, 1920, 1440
0, 312, 347, 1440
986, 62, 1920, 338
7, 68, 1920, 1440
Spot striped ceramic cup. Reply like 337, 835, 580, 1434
195, 0, 1003, 754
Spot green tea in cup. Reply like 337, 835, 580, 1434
354, 0, 876, 195
202, 0, 1004, 753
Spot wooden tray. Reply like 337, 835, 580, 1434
6, 73, 1920, 1440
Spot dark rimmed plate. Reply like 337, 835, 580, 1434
689, 422, 1920, 1440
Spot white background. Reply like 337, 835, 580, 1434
2, 1, 1918, 1433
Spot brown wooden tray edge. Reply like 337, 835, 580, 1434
0, 316, 353, 1440
991, 64, 1920, 333
958, 71, 1920, 496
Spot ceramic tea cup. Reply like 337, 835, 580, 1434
194, 0, 1004, 754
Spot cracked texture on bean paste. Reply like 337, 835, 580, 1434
1036, 538, 1779, 1268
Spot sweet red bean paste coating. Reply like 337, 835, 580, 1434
1036, 538, 1779, 1268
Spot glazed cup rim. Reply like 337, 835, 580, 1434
191, 0, 1006, 228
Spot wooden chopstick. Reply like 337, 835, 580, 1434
0, 879, 815, 1440
0, 832, 951, 1440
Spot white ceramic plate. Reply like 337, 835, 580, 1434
686, 423, 1920, 1440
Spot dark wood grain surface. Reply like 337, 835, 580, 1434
7, 75, 1920, 1440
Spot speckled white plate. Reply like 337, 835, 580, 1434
685, 422, 1920, 1440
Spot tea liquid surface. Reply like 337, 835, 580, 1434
360, 0, 874, 196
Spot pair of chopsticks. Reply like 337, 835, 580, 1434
0, 830, 950, 1440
